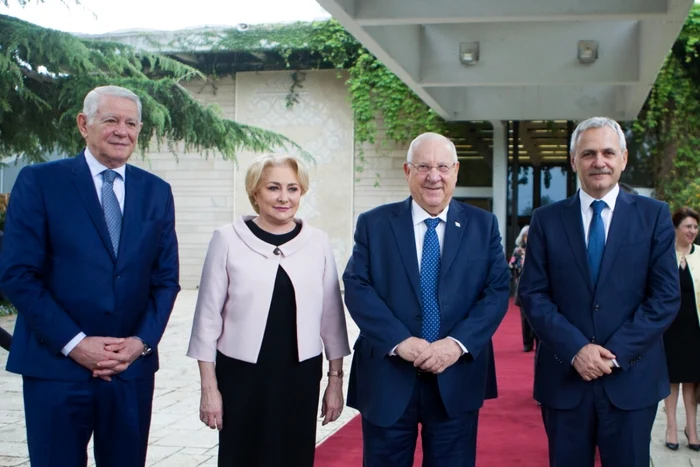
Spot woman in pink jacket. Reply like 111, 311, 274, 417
187, 154, 351, 467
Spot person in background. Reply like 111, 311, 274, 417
510, 225, 534, 352
0, 326, 10, 352
343, 132, 510, 467
0, 85, 180, 466
518, 117, 679, 467
0, 229, 11, 352
187, 154, 351, 467
663, 207, 700, 451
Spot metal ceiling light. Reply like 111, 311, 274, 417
459, 42, 480, 66
577, 40, 599, 64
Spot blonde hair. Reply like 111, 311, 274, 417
245, 154, 310, 213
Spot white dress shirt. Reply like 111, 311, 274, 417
61, 149, 127, 356
84, 148, 126, 213
579, 184, 619, 246
574, 184, 620, 367
412, 200, 448, 271
389, 201, 466, 355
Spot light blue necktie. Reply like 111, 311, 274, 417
420, 218, 441, 343
587, 200, 606, 285
101, 170, 122, 256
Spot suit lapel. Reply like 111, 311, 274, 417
596, 191, 634, 287
441, 200, 467, 280
117, 165, 144, 267
70, 152, 117, 262
390, 198, 421, 305
561, 193, 593, 293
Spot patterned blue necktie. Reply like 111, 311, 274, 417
420, 218, 441, 342
101, 170, 122, 256
587, 200, 607, 285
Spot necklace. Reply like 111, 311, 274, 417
677, 244, 692, 268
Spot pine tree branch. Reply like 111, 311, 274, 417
0, 13, 308, 162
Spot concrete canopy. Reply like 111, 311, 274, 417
315, 0, 694, 121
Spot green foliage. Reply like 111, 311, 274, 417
348, 50, 446, 146
286, 71, 306, 108
634, 4, 700, 210
6, 2, 700, 198
0, 301, 15, 316
0, 14, 305, 163
172, 17, 700, 197
168, 20, 447, 147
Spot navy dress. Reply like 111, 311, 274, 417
664, 245, 700, 383
215, 220, 323, 467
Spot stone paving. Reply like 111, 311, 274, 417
0, 290, 359, 467
0, 290, 699, 466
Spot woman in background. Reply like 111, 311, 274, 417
663, 207, 700, 452
511, 225, 534, 352
187, 154, 351, 467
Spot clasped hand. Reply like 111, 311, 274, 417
573, 343, 616, 381
395, 336, 462, 374
68, 336, 144, 381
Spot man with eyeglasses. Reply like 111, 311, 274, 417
343, 132, 510, 466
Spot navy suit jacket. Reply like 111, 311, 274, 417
343, 198, 510, 427
0, 152, 180, 381
518, 190, 679, 410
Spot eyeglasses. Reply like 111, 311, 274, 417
408, 162, 456, 174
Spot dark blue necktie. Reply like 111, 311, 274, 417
587, 200, 607, 285
420, 218, 441, 342
101, 170, 122, 256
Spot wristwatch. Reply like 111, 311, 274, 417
327, 369, 344, 378
135, 337, 152, 357
141, 342, 153, 357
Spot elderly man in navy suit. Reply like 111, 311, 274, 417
518, 117, 679, 467
343, 132, 510, 467
0, 85, 180, 467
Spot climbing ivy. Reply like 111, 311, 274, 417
165, 20, 449, 148
634, 4, 700, 209
5, 3, 700, 202
164, 16, 700, 203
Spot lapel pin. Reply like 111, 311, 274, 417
455, 221, 461, 228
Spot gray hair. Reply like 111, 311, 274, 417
569, 117, 626, 154
82, 85, 142, 123
406, 132, 458, 163
515, 225, 529, 247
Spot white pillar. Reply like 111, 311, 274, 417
490, 120, 508, 249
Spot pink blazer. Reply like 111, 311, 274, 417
187, 216, 351, 363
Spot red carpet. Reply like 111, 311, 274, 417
315, 301, 550, 466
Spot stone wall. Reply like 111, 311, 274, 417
130, 77, 237, 288
352, 135, 409, 224
132, 70, 356, 288
233, 70, 354, 279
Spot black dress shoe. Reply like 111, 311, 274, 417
523, 345, 533, 352
665, 441, 679, 451
684, 428, 700, 451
